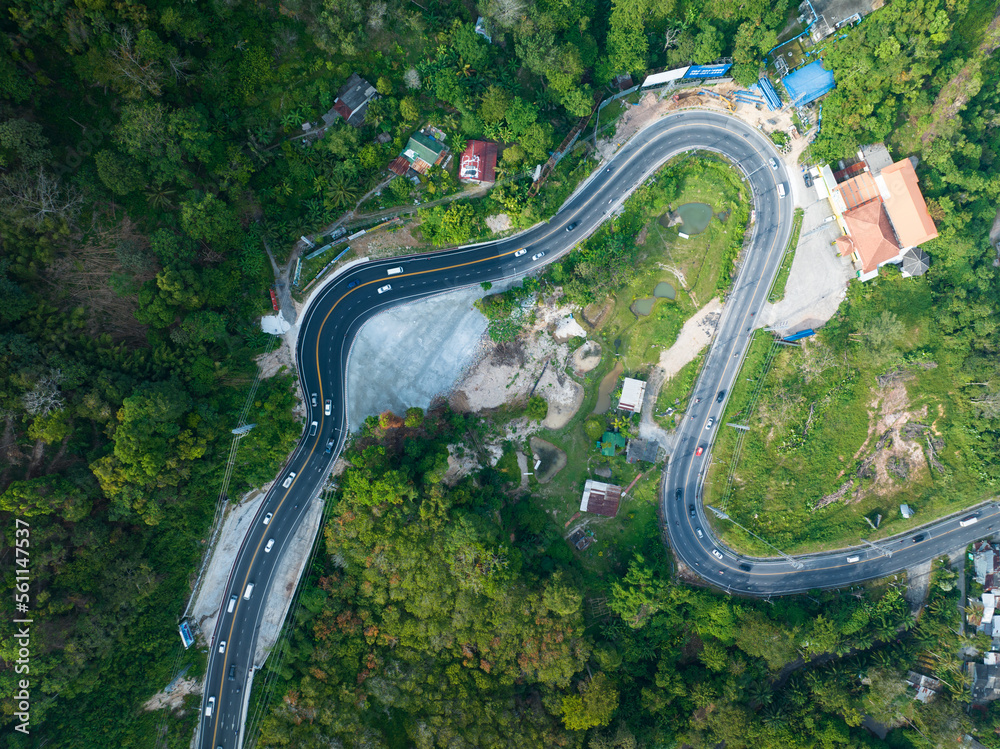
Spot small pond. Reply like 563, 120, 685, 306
632, 298, 655, 316
593, 361, 624, 414
653, 281, 676, 299
632, 281, 677, 317
676, 202, 714, 235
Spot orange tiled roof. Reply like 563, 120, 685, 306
833, 171, 880, 210
880, 159, 938, 248
841, 200, 900, 273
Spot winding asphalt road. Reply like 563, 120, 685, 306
197, 110, 996, 748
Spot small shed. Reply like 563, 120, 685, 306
900, 503, 914, 519
618, 378, 647, 413
580, 479, 623, 517
598, 431, 627, 457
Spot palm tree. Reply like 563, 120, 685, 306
145, 183, 176, 210
760, 704, 788, 729
324, 177, 358, 210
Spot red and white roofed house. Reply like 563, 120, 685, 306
458, 140, 498, 184
618, 377, 647, 414
816, 144, 938, 281
579, 480, 623, 518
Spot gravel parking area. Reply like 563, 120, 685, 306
761, 179, 854, 334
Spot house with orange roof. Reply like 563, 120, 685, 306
819, 144, 938, 281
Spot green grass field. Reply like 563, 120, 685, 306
704, 272, 989, 555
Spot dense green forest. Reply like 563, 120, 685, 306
0, 0, 999, 745
260, 413, 1000, 748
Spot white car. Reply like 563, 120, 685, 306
281, 472, 296, 488
377, 284, 391, 294
324, 399, 331, 416
265, 538, 275, 553
514, 248, 527, 257
262, 512, 273, 525
695, 527, 704, 539
218, 640, 226, 654
770, 158, 778, 170
705, 417, 715, 430
531, 252, 546, 261
310, 393, 317, 407
711, 548, 724, 560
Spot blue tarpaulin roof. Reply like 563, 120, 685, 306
782, 60, 835, 106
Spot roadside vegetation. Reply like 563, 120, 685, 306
767, 207, 804, 303
707, 269, 995, 555
2, 0, 1000, 744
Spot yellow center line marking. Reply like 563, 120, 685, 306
210, 115, 781, 743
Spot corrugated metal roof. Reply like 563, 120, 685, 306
579, 479, 622, 517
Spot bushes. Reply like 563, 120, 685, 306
526, 395, 548, 421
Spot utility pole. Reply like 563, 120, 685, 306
861, 538, 893, 558
708, 506, 804, 569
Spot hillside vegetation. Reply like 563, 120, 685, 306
0, 0, 998, 745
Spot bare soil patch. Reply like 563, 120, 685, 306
657, 298, 722, 380
450, 297, 587, 428
582, 297, 614, 328
349, 221, 422, 259
572, 341, 603, 375
816, 366, 939, 509
143, 677, 199, 712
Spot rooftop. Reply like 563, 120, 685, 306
833, 171, 880, 210
878, 159, 939, 248
838, 201, 901, 273
619, 378, 647, 414
579, 479, 623, 517
325, 73, 378, 127
459, 140, 498, 184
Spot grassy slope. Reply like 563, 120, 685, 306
705, 273, 985, 555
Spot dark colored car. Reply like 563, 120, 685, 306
228, 664, 236, 681
912, 534, 926, 543
566, 222, 579, 232
689, 504, 696, 518
675, 489, 683, 501
739, 563, 752, 572
347, 279, 360, 289
716, 390, 726, 403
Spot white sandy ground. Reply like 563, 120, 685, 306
449, 297, 587, 429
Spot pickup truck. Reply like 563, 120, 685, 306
324, 438, 335, 455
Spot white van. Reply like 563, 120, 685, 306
227, 595, 237, 613
777, 183, 786, 198
243, 582, 255, 600
387, 266, 403, 275
309, 421, 318, 436
846, 555, 860, 563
